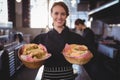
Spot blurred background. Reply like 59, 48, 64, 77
0, 0, 120, 80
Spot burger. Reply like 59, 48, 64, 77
20, 43, 51, 62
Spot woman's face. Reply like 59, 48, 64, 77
51, 5, 67, 28
75, 24, 83, 30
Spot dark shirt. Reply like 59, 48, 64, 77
83, 28, 96, 49
82, 28, 98, 58
32, 27, 90, 67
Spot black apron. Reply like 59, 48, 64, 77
42, 66, 75, 80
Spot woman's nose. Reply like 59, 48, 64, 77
57, 14, 62, 19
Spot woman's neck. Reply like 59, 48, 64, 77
54, 26, 65, 33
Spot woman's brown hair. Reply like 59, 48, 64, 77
75, 19, 85, 25
51, 1, 69, 16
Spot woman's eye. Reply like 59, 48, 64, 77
54, 12, 59, 15
54, 12, 66, 16
61, 13, 66, 16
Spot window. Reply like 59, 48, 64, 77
0, 0, 8, 23
30, 0, 48, 28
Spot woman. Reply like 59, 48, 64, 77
32, 2, 93, 80
74, 19, 96, 49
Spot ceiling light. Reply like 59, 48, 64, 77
16, 0, 22, 3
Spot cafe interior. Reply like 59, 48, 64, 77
0, 0, 120, 80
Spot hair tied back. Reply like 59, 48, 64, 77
82, 19, 85, 23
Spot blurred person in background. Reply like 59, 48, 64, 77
74, 18, 96, 49
73, 18, 101, 80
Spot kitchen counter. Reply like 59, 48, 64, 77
99, 40, 120, 49
98, 42, 119, 59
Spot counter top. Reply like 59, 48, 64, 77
98, 43, 119, 59
99, 40, 120, 49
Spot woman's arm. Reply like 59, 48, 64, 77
31, 33, 47, 44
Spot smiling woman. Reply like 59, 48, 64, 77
31, 1, 95, 80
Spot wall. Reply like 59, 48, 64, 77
111, 27, 120, 41
91, 20, 104, 35
91, 20, 120, 41
15, 2, 22, 28
100, 24, 120, 41
16, 28, 46, 41
102, 24, 120, 41
15, 1, 47, 41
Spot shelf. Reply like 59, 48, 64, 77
0, 35, 8, 38
88, 0, 120, 24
